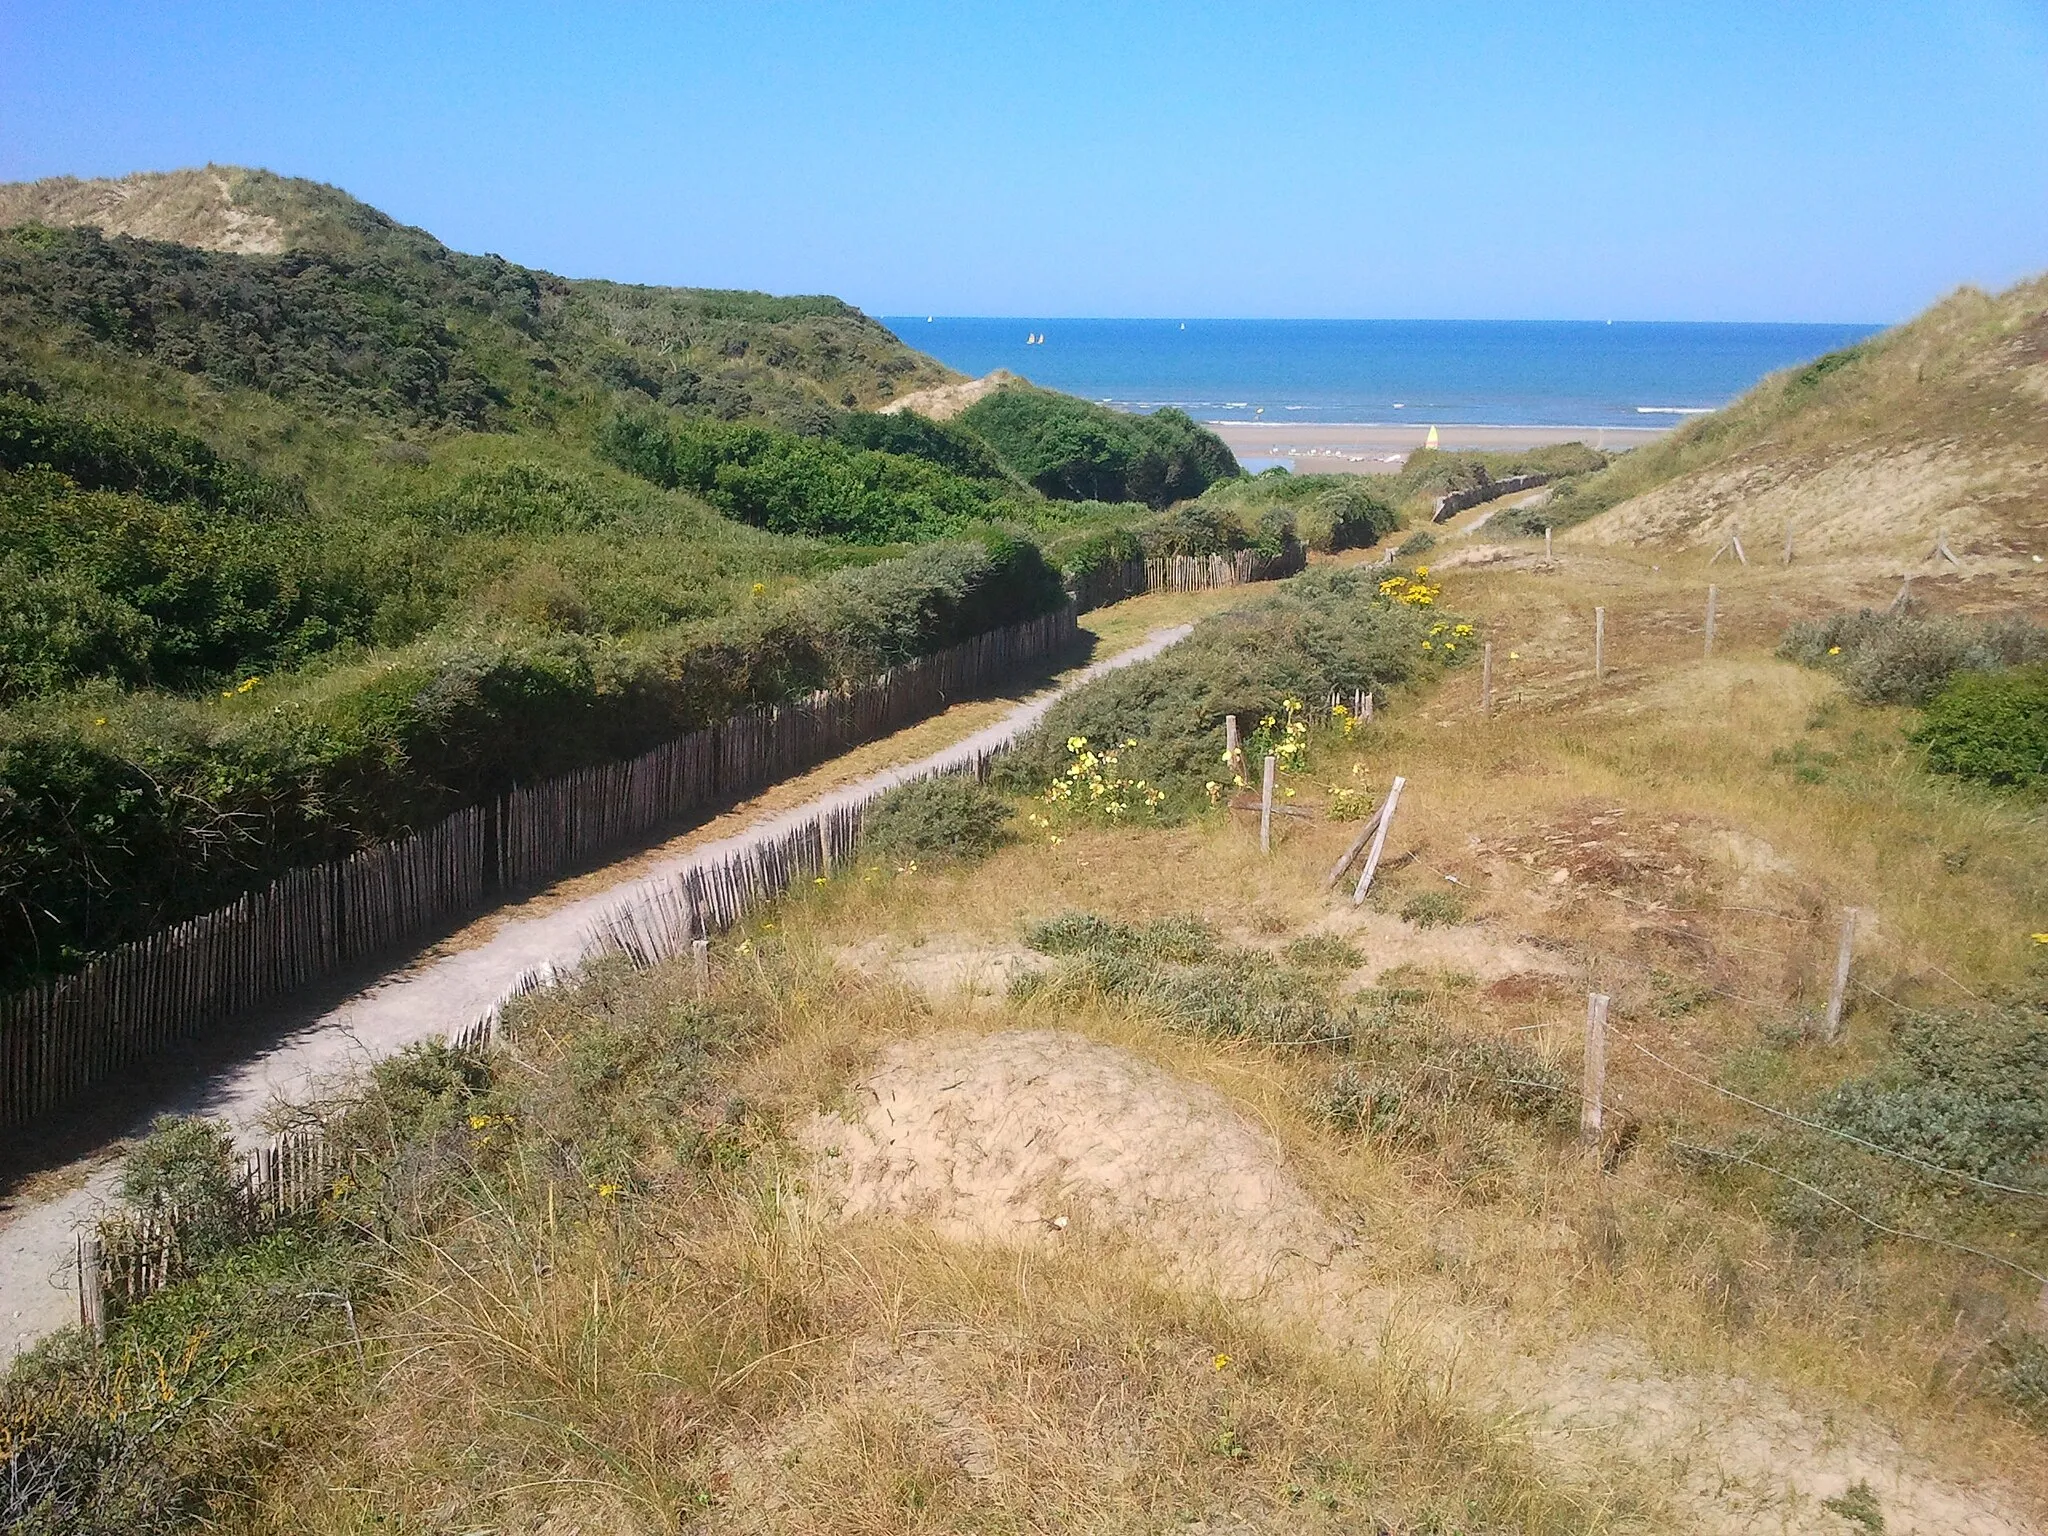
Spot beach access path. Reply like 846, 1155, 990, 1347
0, 621, 1195, 1359
1211, 420, 1670, 473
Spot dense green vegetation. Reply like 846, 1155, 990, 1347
1781, 608, 2048, 707
955, 384, 1237, 506
1, 534, 1062, 986
1914, 667, 2048, 789
0, 173, 1249, 988
996, 566, 1466, 806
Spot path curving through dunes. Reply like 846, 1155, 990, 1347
0, 623, 1194, 1359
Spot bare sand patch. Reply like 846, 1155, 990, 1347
833, 935, 1040, 1010
802, 1029, 1342, 1298
801, 1028, 2044, 1534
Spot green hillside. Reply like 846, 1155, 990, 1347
0, 168, 1254, 989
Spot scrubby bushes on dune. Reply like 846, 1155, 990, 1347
1195, 467, 1401, 553
598, 408, 1018, 541
1780, 608, 2048, 706
0, 535, 1068, 988
1913, 667, 2048, 789
996, 566, 1465, 806
955, 385, 1239, 507
860, 775, 1015, 865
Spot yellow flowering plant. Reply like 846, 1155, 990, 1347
1026, 734, 1167, 840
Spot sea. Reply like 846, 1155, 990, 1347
879, 318, 1881, 429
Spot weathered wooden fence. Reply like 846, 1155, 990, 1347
3, 608, 1080, 1134
83, 747, 1006, 1319
1067, 544, 1306, 611
84, 1121, 333, 1323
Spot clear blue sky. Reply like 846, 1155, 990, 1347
3, 2, 2043, 322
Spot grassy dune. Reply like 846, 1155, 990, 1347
1558, 273, 2048, 559
12, 535, 2046, 1532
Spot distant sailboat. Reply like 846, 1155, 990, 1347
1425, 425, 1440, 450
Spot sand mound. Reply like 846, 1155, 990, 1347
880, 369, 1018, 421
0, 168, 285, 254
803, 1029, 1339, 1296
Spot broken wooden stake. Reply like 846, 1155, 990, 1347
1544, 526, 1553, 561
1259, 754, 1277, 854
1481, 642, 1494, 714
1351, 774, 1406, 905
1225, 714, 1243, 779
1731, 531, 1747, 566
77, 1232, 104, 1343
1581, 993, 1609, 1146
1362, 691, 1374, 724
1783, 522, 1795, 565
691, 937, 710, 998
1594, 607, 1606, 680
1823, 907, 1858, 1043
1324, 794, 1392, 889
1705, 585, 1718, 657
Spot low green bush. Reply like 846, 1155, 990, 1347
1019, 911, 1347, 1046
861, 775, 1014, 864
1912, 665, 2048, 789
599, 408, 1018, 541
996, 566, 1464, 806
956, 385, 1238, 507
1195, 469, 1399, 554
1396, 529, 1436, 557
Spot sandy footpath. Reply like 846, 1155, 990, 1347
1213, 419, 1671, 473
0, 624, 1192, 1359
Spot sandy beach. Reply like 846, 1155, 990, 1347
1211, 420, 1672, 473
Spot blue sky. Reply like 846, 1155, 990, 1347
2, 2, 2043, 322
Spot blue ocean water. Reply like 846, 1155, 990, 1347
880, 318, 1880, 428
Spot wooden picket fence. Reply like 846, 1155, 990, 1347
81, 747, 1007, 1321
3, 609, 1081, 1134
1067, 544, 1305, 611
81, 1122, 333, 1326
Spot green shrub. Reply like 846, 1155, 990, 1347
861, 775, 1014, 864
1195, 470, 1398, 554
832, 410, 1009, 482
0, 536, 1068, 990
1396, 530, 1436, 558
996, 567, 1461, 805
118, 1115, 246, 1261
1913, 666, 2048, 789
1990, 1330, 2048, 1427
599, 409, 1014, 542
1400, 888, 1468, 928
956, 385, 1238, 507
1021, 916, 1347, 1047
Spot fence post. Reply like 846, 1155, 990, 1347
1544, 526, 1553, 562
1481, 642, 1494, 714
1823, 908, 1858, 1042
1362, 691, 1374, 724
1325, 795, 1386, 889
1259, 755, 1277, 854
1581, 993, 1609, 1146
692, 937, 710, 999
1705, 585, 1718, 657
1594, 607, 1605, 681
1225, 714, 1243, 780
1783, 522, 1795, 566
1351, 775, 1406, 906
77, 1231, 105, 1343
